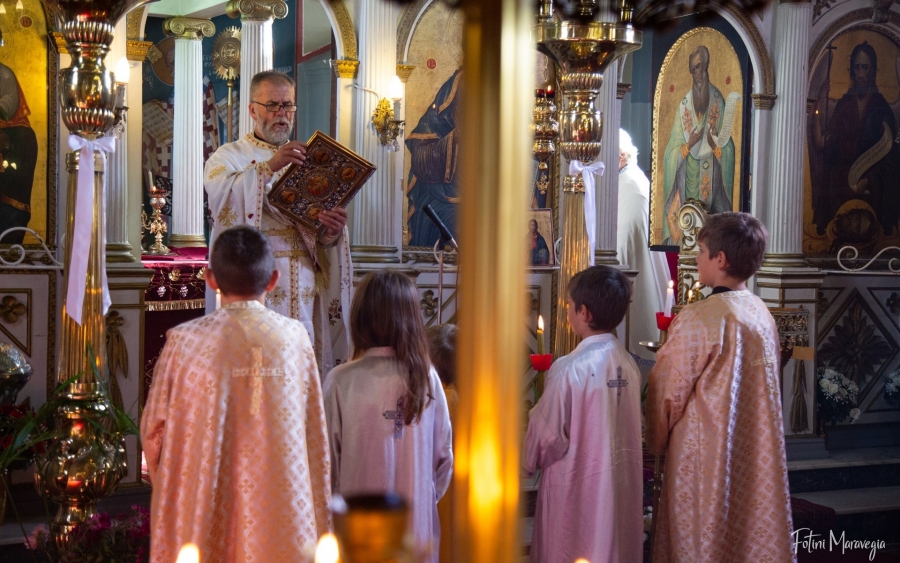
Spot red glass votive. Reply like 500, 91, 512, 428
546, 88, 555, 98
535, 89, 546, 98
656, 312, 674, 331
530, 354, 553, 372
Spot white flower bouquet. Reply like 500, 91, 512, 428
817, 367, 860, 425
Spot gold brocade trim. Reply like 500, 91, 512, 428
208, 165, 227, 179
146, 299, 207, 312
264, 228, 298, 237
275, 249, 311, 258
245, 133, 278, 150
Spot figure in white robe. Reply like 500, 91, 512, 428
524, 333, 643, 563
617, 129, 672, 366
142, 300, 331, 563
324, 347, 453, 563
205, 133, 352, 373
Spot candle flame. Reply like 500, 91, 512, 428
175, 544, 200, 563
314, 533, 339, 563
574, 559, 591, 563
668, 280, 674, 289
693, 281, 701, 289
537, 315, 544, 331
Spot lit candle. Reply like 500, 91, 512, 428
536, 315, 545, 355
314, 533, 339, 563
215, 289, 221, 310
664, 280, 674, 316
389, 75, 404, 121
175, 543, 200, 563
688, 289, 694, 303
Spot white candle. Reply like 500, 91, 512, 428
215, 289, 221, 310
536, 315, 545, 356
393, 99, 403, 122
664, 280, 674, 316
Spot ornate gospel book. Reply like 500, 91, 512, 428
268, 131, 376, 234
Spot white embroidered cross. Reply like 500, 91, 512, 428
232, 347, 284, 415
607, 366, 628, 405
383, 397, 405, 440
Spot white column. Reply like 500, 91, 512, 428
105, 28, 134, 262
229, 0, 287, 138
347, 0, 401, 263
595, 64, 620, 265
238, 19, 273, 138
764, 0, 811, 264
164, 17, 215, 247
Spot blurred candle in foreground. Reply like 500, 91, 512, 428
176, 543, 200, 563
536, 315, 545, 355
215, 289, 221, 310
314, 533, 339, 563
574, 559, 590, 563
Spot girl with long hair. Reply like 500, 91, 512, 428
323, 270, 453, 563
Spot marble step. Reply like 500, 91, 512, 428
791, 485, 900, 516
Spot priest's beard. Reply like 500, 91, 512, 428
258, 117, 294, 146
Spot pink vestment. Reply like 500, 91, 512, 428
523, 333, 644, 563
142, 301, 331, 563
646, 291, 795, 563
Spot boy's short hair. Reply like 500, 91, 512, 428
426, 324, 458, 387
697, 212, 768, 281
210, 225, 275, 296
568, 266, 632, 332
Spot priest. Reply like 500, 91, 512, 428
205, 70, 352, 374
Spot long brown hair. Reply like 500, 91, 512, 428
350, 271, 434, 425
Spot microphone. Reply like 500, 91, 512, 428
422, 204, 459, 251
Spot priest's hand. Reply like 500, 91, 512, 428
268, 141, 307, 173
318, 207, 348, 242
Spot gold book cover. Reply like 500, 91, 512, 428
268, 131, 376, 234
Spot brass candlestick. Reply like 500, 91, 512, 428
142, 189, 172, 255
536, 21, 642, 356
34, 0, 154, 548
532, 89, 558, 171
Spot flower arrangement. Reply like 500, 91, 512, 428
884, 368, 900, 409
817, 366, 861, 426
25, 505, 151, 563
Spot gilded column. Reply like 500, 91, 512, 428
164, 17, 215, 248
454, 0, 532, 561
347, 0, 401, 263
227, 0, 288, 138
595, 63, 620, 265
764, 0, 811, 264
332, 59, 359, 144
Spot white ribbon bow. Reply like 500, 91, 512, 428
67, 134, 116, 325
568, 159, 605, 266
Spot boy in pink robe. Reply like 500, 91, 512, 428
647, 212, 795, 562
524, 266, 643, 563
142, 226, 331, 563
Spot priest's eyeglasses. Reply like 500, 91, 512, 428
252, 101, 298, 114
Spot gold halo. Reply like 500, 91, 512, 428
212, 26, 241, 81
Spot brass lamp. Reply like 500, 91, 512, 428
372, 75, 405, 152
34, 0, 155, 548
534, 2, 642, 354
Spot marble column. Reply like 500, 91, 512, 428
763, 0, 811, 265
105, 30, 135, 263
332, 60, 359, 144
755, 0, 824, 456
164, 17, 215, 248
227, 0, 288, 138
595, 63, 620, 265
347, 0, 402, 263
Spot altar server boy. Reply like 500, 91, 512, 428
646, 212, 794, 563
524, 265, 643, 563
